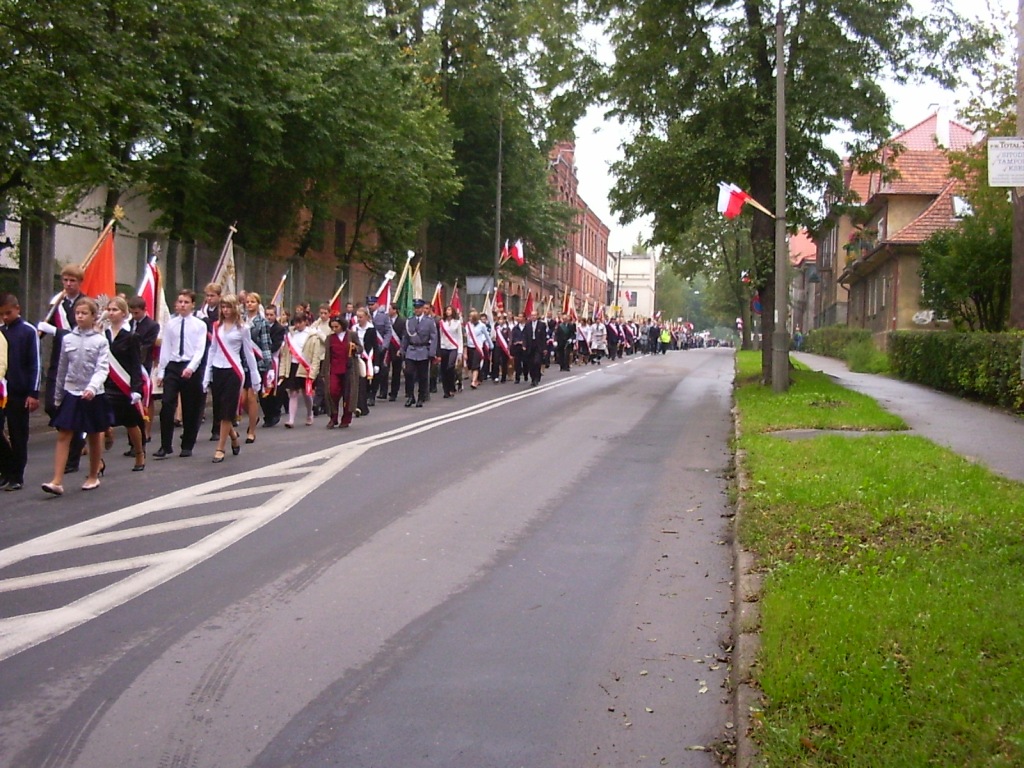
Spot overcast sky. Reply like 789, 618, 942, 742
573, 0, 1015, 252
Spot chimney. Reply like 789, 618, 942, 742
934, 105, 950, 149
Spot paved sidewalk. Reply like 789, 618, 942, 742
793, 352, 1024, 483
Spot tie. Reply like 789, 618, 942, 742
178, 316, 186, 356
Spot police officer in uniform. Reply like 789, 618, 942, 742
400, 299, 438, 407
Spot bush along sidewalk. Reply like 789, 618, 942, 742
733, 351, 1024, 767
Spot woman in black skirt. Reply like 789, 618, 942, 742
42, 297, 112, 495
103, 297, 146, 471
202, 294, 260, 463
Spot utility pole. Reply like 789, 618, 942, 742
1011, 0, 1024, 329
771, 2, 790, 392
493, 109, 504, 300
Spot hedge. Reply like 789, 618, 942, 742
887, 330, 1024, 413
802, 326, 873, 358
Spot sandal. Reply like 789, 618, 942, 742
230, 431, 241, 456
212, 449, 226, 463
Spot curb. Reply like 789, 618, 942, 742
731, 412, 763, 768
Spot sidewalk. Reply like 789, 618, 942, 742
792, 352, 1024, 483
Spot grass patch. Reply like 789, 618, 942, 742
736, 353, 1024, 766
735, 351, 906, 433
844, 338, 891, 374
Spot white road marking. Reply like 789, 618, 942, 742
0, 372, 593, 662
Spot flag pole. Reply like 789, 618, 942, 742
393, 250, 415, 299
328, 280, 348, 308
269, 272, 288, 310
45, 208, 124, 324
211, 223, 238, 285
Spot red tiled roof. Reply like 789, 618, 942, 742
789, 229, 816, 266
894, 112, 975, 152
888, 180, 963, 244
874, 149, 952, 197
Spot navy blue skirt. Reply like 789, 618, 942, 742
50, 393, 113, 433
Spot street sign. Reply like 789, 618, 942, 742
987, 137, 1024, 187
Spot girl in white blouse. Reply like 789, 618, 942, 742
203, 295, 260, 463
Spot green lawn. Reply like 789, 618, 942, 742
735, 351, 1024, 767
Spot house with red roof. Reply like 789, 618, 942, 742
825, 110, 977, 344
788, 228, 817, 335
815, 110, 974, 342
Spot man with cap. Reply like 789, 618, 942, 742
400, 299, 438, 407
367, 293, 393, 406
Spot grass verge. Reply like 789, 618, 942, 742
735, 351, 1024, 767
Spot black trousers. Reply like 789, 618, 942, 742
375, 348, 391, 399
160, 362, 204, 451
527, 351, 544, 385
513, 347, 527, 381
490, 348, 508, 381
439, 348, 458, 394
404, 358, 430, 402
0, 397, 31, 483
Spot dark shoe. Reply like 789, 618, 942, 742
230, 431, 241, 456
123, 447, 135, 457
263, 417, 280, 428
367, 396, 375, 407
415, 401, 424, 408
5, 482, 23, 492
64, 463, 80, 474
405, 398, 415, 407
209, 434, 218, 441
429, 387, 437, 393
98, 459, 106, 478
388, 395, 397, 402
212, 450, 226, 464
245, 432, 256, 444
443, 393, 452, 398
179, 449, 193, 458
154, 447, 171, 459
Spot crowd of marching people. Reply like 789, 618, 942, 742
0, 268, 695, 496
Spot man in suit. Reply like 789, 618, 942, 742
554, 312, 576, 371
522, 310, 547, 387
38, 265, 87, 472
367, 294, 393, 405
261, 305, 288, 427
400, 299, 438, 407
153, 289, 208, 458
127, 296, 160, 447
386, 302, 406, 401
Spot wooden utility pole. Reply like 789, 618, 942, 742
1012, 0, 1024, 329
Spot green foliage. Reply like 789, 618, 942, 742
843, 339, 890, 374
888, 330, 1024, 412
802, 326, 873, 358
736, 357, 1024, 766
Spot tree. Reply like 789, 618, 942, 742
591, 0, 1000, 381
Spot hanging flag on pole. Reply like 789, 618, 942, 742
451, 280, 462, 314
430, 282, 444, 316
411, 260, 423, 301
374, 270, 396, 307
523, 290, 534, 317
136, 254, 159, 319
716, 182, 774, 219
500, 239, 510, 264
481, 290, 493, 318
494, 280, 505, 312
81, 227, 117, 300
328, 280, 348, 315
510, 239, 525, 265
210, 224, 238, 294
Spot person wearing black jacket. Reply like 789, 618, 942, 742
261, 305, 287, 428
386, 303, 406, 401
522, 311, 547, 387
554, 313, 576, 371
0, 293, 41, 491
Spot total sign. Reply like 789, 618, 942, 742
988, 138, 1024, 187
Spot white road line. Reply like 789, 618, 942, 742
0, 371, 599, 661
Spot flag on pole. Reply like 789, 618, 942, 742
568, 292, 578, 322
716, 182, 774, 219
396, 258, 415, 318
523, 290, 534, 317
211, 224, 238, 294
430, 282, 444, 316
269, 273, 288, 310
81, 228, 116, 299
510, 239, 525, 265
481, 290, 493, 318
451, 281, 462, 314
500, 239, 510, 264
328, 280, 348, 315
411, 261, 423, 301
494, 281, 505, 312
374, 270, 396, 308
594, 301, 604, 322
560, 286, 570, 315
136, 256, 159, 319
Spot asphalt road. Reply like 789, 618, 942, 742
0, 348, 736, 768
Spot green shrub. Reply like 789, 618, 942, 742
844, 339, 890, 374
888, 330, 1024, 412
803, 326, 872, 358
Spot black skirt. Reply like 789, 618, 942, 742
210, 366, 243, 422
467, 348, 484, 371
107, 392, 144, 428
50, 393, 113, 433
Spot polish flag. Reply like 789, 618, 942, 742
523, 290, 534, 317
510, 239, 525, 265
136, 257, 159, 318
451, 283, 462, 314
500, 239, 510, 263
717, 182, 751, 220
430, 282, 444, 316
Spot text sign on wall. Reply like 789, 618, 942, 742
988, 137, 1024, 187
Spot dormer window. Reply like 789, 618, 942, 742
952, 196, 973, 218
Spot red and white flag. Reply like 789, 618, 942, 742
136, 257, 159, 319
510, 239, 525, 265
451, 283, 462, 314
717, 182, 774, 219
430, 282, 444, 316
523, 290, 534, 317
500, 239, 510, 264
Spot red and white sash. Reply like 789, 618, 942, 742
439, 321, 460, 349
107, 350, 147, 421
285, 332, 316, 397
494, 325, 510, 357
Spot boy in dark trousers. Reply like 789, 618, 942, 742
0, 293, 41, 491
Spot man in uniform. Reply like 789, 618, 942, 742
385, 302, 406, 401
400, 299, 438, 407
